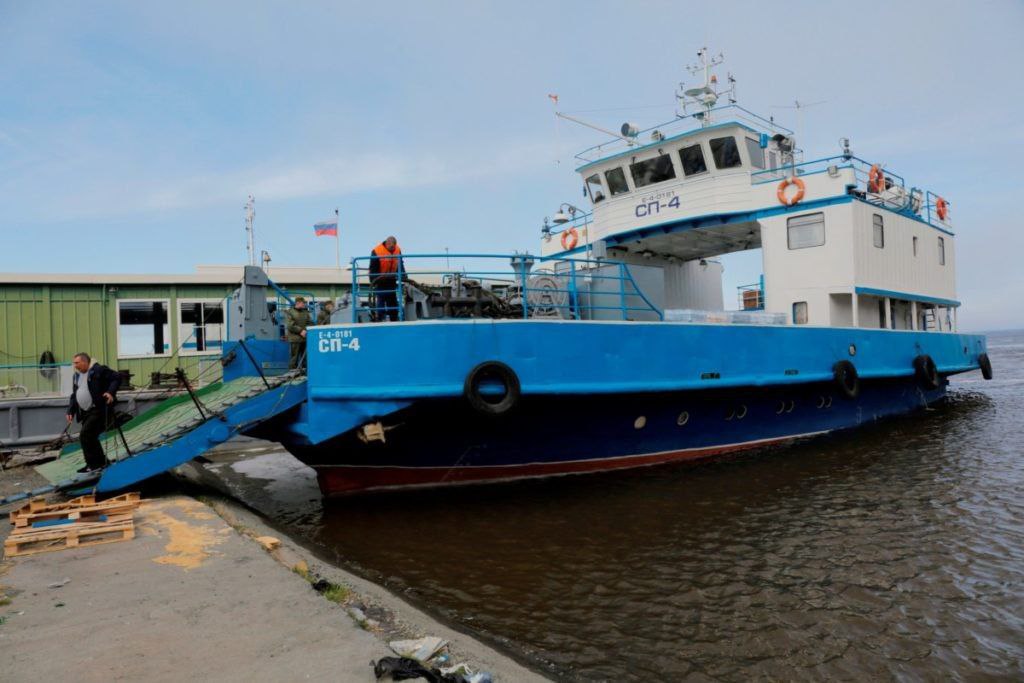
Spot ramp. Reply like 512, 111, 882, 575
33, 374, 306, 494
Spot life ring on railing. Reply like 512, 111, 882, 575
868, 164, 885, 193
935, 196, 949, 221
560, 227, 579, 251
776, 177, 805, 206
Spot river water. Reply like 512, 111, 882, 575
206, 329, 1024, 680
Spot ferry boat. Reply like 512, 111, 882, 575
226, 49, 991, 496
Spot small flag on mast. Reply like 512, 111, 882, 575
314, 220, 338, 237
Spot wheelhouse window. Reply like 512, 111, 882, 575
744, 138, 765, 169
709, 136, 742, 169
873, 214, 884, 248
604, 167, 630, 196
117, 300, 169, 358
787, 212, 825, 249
938, 236, 946, 265
585, 174, 605, 203
793, 301, 808, 325
629, 154, 676, 188
913, 235, 918, 256
179, 300, 225, 355
679, 143, 708, 176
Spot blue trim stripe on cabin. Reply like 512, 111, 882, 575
854, 287, 960, 308
549, 191, 955, 258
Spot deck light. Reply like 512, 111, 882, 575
552, 212, 570, 225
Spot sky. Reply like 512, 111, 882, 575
0, 0, 1022, 331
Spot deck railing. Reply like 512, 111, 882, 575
349, 253, 663, 323
751, 155, 950, 229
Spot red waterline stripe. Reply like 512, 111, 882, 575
314, 433, 822, 495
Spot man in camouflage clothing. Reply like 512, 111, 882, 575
316, 300, 335, 326
285, 296, 312, 370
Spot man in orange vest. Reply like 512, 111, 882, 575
369, 236, 405, 321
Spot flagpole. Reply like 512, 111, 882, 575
334, 208, 340, 271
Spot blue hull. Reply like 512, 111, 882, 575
222, 320, 985, 495
284, 376, 947, 495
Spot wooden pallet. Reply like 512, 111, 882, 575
4, 492, 141, 558
4, 520, 135, 557
9, 493, 140, 527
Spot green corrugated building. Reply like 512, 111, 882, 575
0, 265, 350, 393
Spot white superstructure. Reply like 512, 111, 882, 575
543, 50, 958, 332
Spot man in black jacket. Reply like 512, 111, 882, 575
66, 352, 121, 473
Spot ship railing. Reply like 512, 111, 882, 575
349, 253, 663, 323
574, 104, 793, 164
750, 155, 951, 229
736, 277, 764, 311
543, 210, 594, 242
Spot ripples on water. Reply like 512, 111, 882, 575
212, 331, 1024, 680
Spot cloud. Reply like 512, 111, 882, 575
2, 137, 555, 222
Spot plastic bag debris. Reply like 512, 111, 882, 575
389, 636, 447, 662
372, 656, 467, 683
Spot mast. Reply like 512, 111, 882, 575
244, 195, 256, 267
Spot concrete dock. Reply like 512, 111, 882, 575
0, 469, 547, 682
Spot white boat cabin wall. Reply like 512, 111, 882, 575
544, 83, 958, 333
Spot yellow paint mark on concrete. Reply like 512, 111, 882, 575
140, 498, 226, 571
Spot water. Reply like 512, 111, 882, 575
207, 330, 1024, 680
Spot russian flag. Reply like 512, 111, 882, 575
314, 220, 338, 237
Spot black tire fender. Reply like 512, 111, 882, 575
833, 360, 860, 400
463, 361, 521, 416
978, 352, 993, 381
913, 354, 940, 390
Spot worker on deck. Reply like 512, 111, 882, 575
285, 296, 312, 370
316, 300, 336, 326
369, 236, 404, 322
65, 352, 121, 473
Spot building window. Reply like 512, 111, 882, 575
873, 214, 884, 248
629, 154, 676, 188
787, 212, 825, 249
744, 138, 765, 169
179, 300, 225, 355
709, 136, 742, 169
117, 300, 169, 358
913, 235, 918, 256
938, 237, 946, 265
793, 301, 808, 325
604, 167, 630, 196
679, 143, 708, 176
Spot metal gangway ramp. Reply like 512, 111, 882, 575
13, 374, 307, 503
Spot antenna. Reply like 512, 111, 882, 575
770, 99, 826, 156
244, 195, 256, 267
676, 47, 735, 126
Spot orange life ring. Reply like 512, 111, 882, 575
868, 164, 885, 193
935, 196, 948, 221
560, 227, 579, 251
776, 177, 805, 206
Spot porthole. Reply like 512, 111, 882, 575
724, 408, 736, 421
677, 411, 690, 426
736, 404, 747, 419
848, 344, 857, 357
776, 401, 786, 415
816, 396, 826, 409
785, 400, 795, 413
825, 396, 833, 408
634, 416, 646, 429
